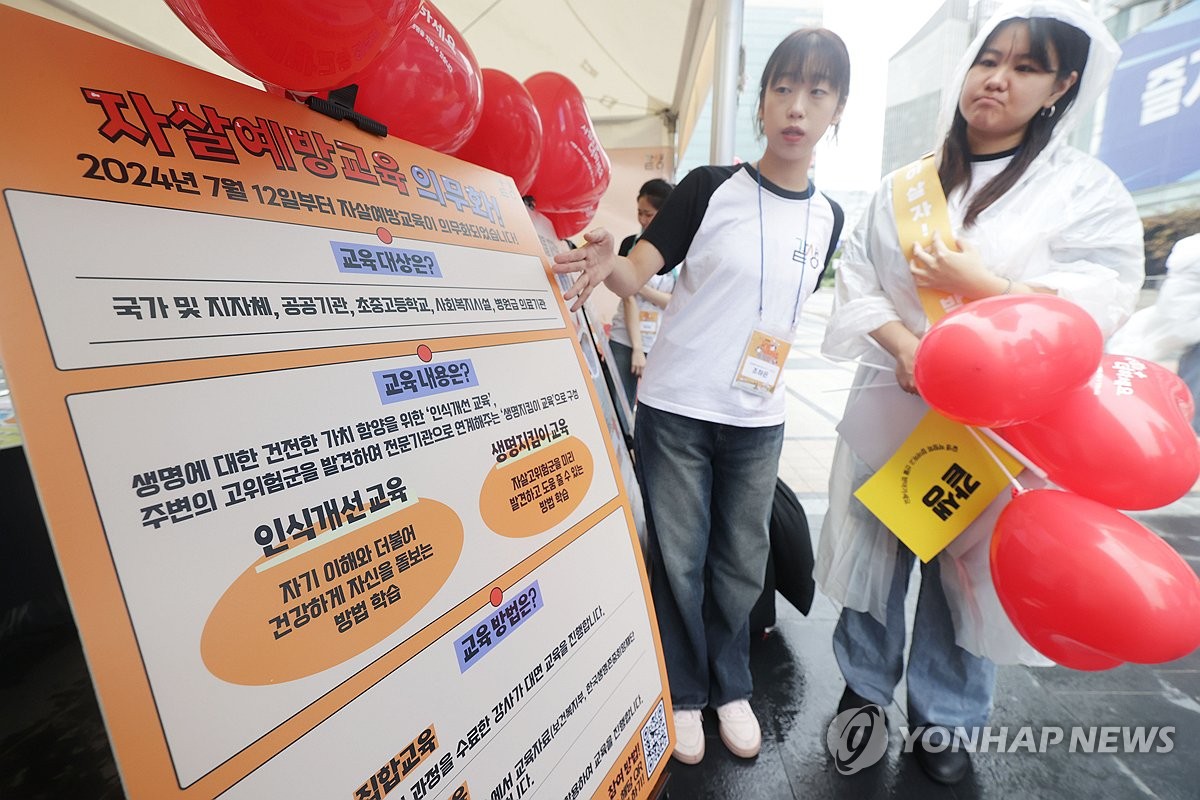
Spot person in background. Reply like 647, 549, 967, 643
1109, 232, 1200, 434
608, 179, 678, 410
1171, 235, 1200, 433
818, 0, 1143, 785
553, 28, 849, 765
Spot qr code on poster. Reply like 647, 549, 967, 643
640, 699, 668, 778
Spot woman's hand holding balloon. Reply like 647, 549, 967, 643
868, 321, 921, 394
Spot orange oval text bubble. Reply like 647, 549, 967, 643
201, 499, 463, 685
479, 435, 593, 538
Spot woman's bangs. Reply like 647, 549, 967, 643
765, 34, 848, 97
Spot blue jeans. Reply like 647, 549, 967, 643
608, 340, 638, 410
635, 404, 784, 709
1179, 343, 1200, 435
832, 540, 996, 729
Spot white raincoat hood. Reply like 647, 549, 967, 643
935, 0, 1123, 151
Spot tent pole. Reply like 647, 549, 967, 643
710, 0, 743, 165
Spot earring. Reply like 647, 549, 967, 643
1039, 103, 1057, 119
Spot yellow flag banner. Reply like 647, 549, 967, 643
854, 411, 1024, 562
891, 155, 963, 323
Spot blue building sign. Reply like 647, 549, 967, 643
1099, 3, 1200, 192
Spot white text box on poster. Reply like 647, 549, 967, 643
8, 191, 561, 370
67, 337, 618, 784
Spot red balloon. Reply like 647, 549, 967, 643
165, 0, 419, 93
524, 72, 611, 212
453, 69, 543, 196
1000, 356, 1200, 510
352, 1, 483, 153
991, 489, 1200, 669
543, 203, 599, 240
914, 295, 1104, 427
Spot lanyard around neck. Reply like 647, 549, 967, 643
756, 163, 813, 327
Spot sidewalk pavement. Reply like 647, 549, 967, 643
660, 289, 1200, 799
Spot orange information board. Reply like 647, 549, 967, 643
0, 7, 672, 799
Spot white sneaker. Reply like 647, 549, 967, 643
716, 699, 762, 758
672, 708, 705, 764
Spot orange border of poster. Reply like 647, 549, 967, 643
0, 7, 672, 798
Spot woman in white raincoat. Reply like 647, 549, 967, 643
818, 0, 1144, 784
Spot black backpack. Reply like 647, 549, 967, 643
750, 477, 816, 632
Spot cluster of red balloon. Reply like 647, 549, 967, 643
165, 0, 610, 230
164, 0, 422, 94
523, 72, 611, 239
914, 295, 1200, 671
454, 69, 543, 196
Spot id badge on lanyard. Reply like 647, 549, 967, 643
732, 321, 794, 396
638, 309, 660, 336
733, 164, 810, 396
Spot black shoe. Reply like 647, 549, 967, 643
912, 726, 971, 785
837, 685, 889, 727
830, 686, 890, 775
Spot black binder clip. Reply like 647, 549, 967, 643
305, 84, 388, 138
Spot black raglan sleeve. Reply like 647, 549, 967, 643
638, 165, 738, 274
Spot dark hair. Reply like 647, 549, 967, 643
756, 28, 851, 138
637, 178, 674, 210
939, 17, 1090, 227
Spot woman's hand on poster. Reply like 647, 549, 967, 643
631, 349, 647, 377
552, 228, 616, 311
911, 232, 1003, 298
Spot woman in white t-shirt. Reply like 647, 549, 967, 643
608, 179, 677, 409
554, 29, 849, 765
819, 0, 1143, 785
